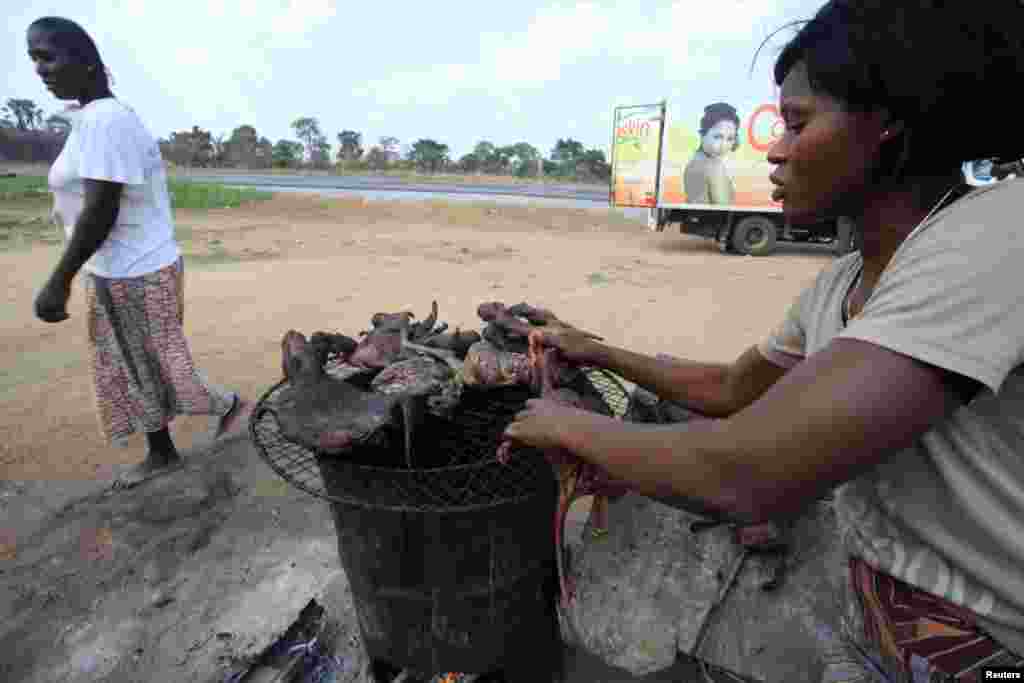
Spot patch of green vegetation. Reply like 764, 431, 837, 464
0, 174, 273, 210
0, 174, 49, 200
166, 180, 273, 209
587, 272, 610, 285
174, 224, 195, 241
0, 215, 62, 251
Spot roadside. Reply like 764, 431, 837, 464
1, 190, 831, 682
1, 162, 607, 190
1, 191, 829, 481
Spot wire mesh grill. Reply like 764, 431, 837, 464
249, 360, 632, 512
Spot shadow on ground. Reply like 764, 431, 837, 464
0, 432, 349, 683
653, 235, 840, 259
2, 426, 776, 683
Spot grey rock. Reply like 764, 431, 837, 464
559, 493, 851, 682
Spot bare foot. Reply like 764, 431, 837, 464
214, 395, 254, 441
111, 454, 184, 491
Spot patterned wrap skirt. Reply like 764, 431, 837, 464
85, 257, 235, 445
837, 557, 1024, 682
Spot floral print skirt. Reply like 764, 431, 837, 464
85, 257, 235, 445
833, 557, 1024, 682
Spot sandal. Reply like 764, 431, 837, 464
213, 392, 252, 441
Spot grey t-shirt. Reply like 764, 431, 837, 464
758, 179, 1024, 655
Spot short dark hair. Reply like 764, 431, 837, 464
698, 102, 741, 152
28, 17, 109, 89
773, 1, 1024, 176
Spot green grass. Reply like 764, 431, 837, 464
0, 175, 273, 209
166, 180, 273, 209
0, 174, 49, 200
0, 215, 62, 250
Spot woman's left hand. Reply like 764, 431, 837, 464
34, 278, 71, 323
504, 398, 600, 452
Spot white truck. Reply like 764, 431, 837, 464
609, 100, 856, 256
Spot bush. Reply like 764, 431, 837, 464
0, 128, 67, 164
365, 147, 389, 171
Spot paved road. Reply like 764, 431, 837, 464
175, 172, 611, 203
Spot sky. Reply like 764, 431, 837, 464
4, 0, 824, 161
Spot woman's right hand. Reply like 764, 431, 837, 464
34, 277, 71, 323
530, 324, 603, 364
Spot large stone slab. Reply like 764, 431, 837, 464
560, 493, 851, 682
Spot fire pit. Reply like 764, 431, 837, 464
251, 358, 629, 682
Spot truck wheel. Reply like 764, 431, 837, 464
717, 227, 733, 252
730, 216, 778, 256
833, 217, 856, 255
647, 208, 666, 232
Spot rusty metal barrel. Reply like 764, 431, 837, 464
320, 461, 559, 676
253, 381, 563, 679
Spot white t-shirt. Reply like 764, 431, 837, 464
48, 98, 180, 278
758, 179, 1024, 655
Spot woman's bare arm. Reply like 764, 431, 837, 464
588, 343, 788, 418
50, 178, 122, 285
561, 338, 977, 523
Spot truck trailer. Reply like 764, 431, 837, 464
609, 99, 856, 256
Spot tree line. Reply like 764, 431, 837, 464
2, 98, 611, 181
158, 117, 610, 181
0, 98, 73, 164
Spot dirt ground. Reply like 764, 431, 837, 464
0, 192, 836, 682
1, 192, 831, 482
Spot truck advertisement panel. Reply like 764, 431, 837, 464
610, 103, 665, 208
660, 100, 783, 211
611, 98, 785, 212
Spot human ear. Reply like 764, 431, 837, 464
879, 117, 906, 143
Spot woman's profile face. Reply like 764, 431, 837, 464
27, 27, 91, 101
767, 61, 889, 224
701, 120, 737, 158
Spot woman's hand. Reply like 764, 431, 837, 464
529, 325, 603, 364
504, 398, 603, 453
34, 277, 71, 323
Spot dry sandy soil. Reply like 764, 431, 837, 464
1, 193, 831, 482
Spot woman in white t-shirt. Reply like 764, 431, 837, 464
503, 2, 1024, 680
28, 17, 252, 489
